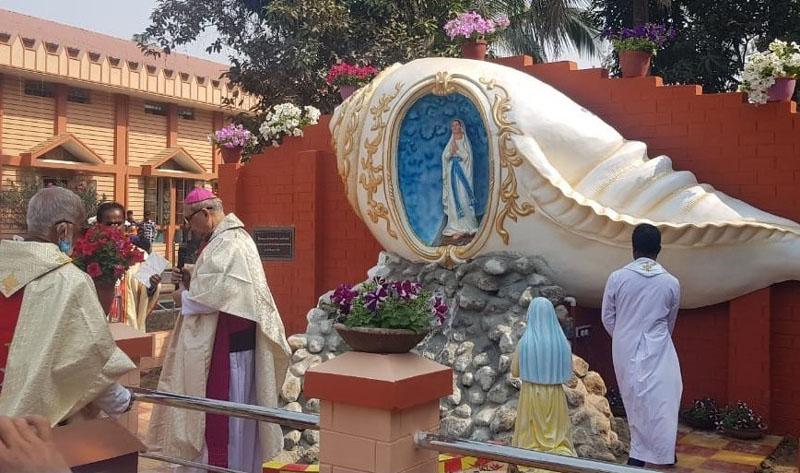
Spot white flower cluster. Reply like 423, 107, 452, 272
259, 103, 322, 147
739, 39, 800, 104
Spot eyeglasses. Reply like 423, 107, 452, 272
185, 207, 212, 222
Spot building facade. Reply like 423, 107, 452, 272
0, 9, 256, 260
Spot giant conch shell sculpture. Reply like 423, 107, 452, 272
331, 58, 800, 308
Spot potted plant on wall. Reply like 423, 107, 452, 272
326, 62, 379, 100
444, 11, 510, 61
328, 278, 449, 353
602, 23, 676, 78
739, 40, 800, 104
209, 123, 256, 164
72, 224, 145, 316
716, 401, 767, 440
680, 398, 720, 431
259, 102, 321, 148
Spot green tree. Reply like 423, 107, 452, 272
593, 0, 800, 93
138, 0, 601, 116
472, 0, 600, 60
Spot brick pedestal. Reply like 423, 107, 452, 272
109, 323, 154, 435
305, 352, 452, 473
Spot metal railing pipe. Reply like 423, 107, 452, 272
141, 452, 247, 473
129, 387, 319, 431
414, 431, 649, 473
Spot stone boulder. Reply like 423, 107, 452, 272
277, 251, 627, 464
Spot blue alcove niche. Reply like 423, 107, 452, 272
396, 93, 490, 246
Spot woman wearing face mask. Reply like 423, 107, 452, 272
0, 187, 136, 425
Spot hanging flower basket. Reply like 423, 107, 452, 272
619, 51, 652, 78
767, 78, 797, 102
334, 324, 429, 354
220, 146, 244, 164
461, 40, 488, 61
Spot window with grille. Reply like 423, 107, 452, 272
178, 107, 195, 120
24, 81, 54, 98
144, 102, 168, 116
67, 87, 91, 104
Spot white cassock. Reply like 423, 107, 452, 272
601, 258, 682, 465
441, 131, 478, 237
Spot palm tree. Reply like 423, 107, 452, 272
471, 0, 600, 61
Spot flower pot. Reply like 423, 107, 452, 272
339, 85, 357, 100
461, 40, 488, 61
680, 412, 716, 431
767, 78, 797, 102
220, 146, 243, 164
722, 427, 766, 440
334, 323, 429, 354
619, 50, 652, 78
95, 281, 116, 316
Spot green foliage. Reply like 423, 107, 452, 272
0, 176, 103, 231
0, 178, 41, 229
593, 0, 800, 93
716, 401, 766, 431
332, 280, 447, 333
138, 0, 601, 122
612, 37, 658, 54
681, 398, 720, 430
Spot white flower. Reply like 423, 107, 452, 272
259, 102, 320, 145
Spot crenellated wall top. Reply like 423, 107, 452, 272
0, 9, 257, 111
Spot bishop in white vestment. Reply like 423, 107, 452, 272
147, 188, 291, 472
601, 224, 682, 466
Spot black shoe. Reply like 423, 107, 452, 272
627, 458, 646, 467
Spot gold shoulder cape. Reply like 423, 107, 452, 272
0, 241, 136, 425
148, 213, 291, 462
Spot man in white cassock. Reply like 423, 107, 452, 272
601, 223, 682, 467
147, 188, 291, 473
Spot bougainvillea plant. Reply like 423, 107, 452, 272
326, 62, 379, 88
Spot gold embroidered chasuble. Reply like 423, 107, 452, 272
0, 240, 136, 425
147, 213, 291, 463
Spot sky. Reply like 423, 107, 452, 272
2, 0, 602, 68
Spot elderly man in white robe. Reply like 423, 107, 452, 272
601, 223, 682, 468
147, 188, 291, 472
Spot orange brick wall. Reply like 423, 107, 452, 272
221, 56, 800, 434
218, 117, 381, 336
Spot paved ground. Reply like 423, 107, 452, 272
135, 397, 787, 473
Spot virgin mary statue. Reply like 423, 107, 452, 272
441, 119, 479, 240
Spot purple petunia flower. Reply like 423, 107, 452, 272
364, 286, 388, 312
393, 280, 422, 300
431, 296, 449, 324
332, 283, 358, 314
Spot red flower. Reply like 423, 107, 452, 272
86, 262, 103, 278
113, 264, 126, 279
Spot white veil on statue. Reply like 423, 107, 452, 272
441, 119, 479, 239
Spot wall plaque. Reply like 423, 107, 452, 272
252, 226, 294, 261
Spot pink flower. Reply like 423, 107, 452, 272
86, 262, 103, 278
113, 264, 126, 279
